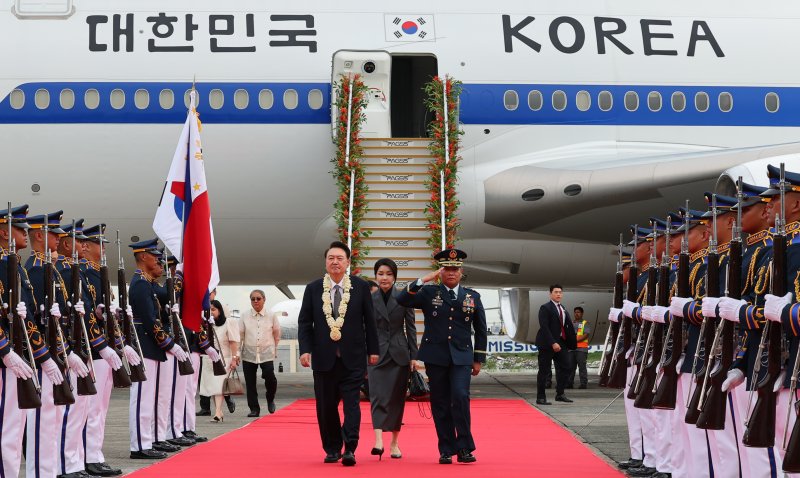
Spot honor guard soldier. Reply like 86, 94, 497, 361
82, 224, 126, 476
0, 205, 54, 477
397, 249, 487, 465
128, 239, 185, 459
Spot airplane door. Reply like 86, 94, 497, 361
332, 51, 391, 138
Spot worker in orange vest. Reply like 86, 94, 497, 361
567, 307, 590, 389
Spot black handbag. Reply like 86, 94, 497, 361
408, 370, 430, 397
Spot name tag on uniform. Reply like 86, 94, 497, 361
432, 292, 443, 307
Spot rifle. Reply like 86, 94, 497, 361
42, 224, 74, 405
697, 180, 743, 429
163, 251, 194, 376
653, 201, 690, 409
116, 231, 146, 382
5, 202, 41, 408
686, 195, 720, 424
204, 308, 227, 376
99, 234, 132, 388
635, 220, 669, 409
744, 163, 787, 447
629, 225, 657, 402
68, 221, 96, 396
608, 226, 638, 389
599, 234, 624, 387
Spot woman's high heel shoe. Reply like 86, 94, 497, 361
212, 415, 224, 423
370, 447, 384, 461
390, 446, 402, 459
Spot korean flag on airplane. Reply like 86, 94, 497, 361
384, 14, 436, 42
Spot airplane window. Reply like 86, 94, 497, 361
765, 92, 780, 113
624, 91, 638, 112
647, 91, 662, 112
9, 89, 24, 109
259, 89, 274, 109
283, 89, 298, 110
209, 89, 224, 110
576, 91, 591, 111
84, 89, 100, 110
503, 90, 519, 111
308, 89, 324, 110
134, 89, 150, 110
695, 92, 709, 112
59, 89, 75, 109
671, 92, 686, 112
34, 88, 51, 110
552, 90, 567, 111
718, 92, 733, 112
159, 89, 174, 109
528, 90, 542, 111
598, 91, 612, 111
234, 89, 249, 109
184, 89, 200, 109
110, 89, 125, 110
564, 184, 582, 197
521, 188, 545, 201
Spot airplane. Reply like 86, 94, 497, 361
2, 0, 799, 344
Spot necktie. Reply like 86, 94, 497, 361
333, 285, 342, 318
448, 288, 456, 301
558, 304, 566, 339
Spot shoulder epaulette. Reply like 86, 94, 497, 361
690, 249, 709, 263
747, 229, 771, 246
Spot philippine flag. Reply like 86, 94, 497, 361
153, 90, 219, 332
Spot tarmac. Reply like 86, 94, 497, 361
68, 368, 629, 475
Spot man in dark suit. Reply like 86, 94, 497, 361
298, 241, 379, 466
397, 249, 487, 465
536, 284, 577, 405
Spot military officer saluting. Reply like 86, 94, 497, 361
397, 248, 487, 465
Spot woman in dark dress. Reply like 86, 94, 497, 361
368, 258, 418, 460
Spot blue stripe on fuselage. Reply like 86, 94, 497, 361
1, 81, 799, 127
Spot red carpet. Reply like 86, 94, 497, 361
127, 399, 622, 477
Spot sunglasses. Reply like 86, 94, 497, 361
250, 297, 263, 301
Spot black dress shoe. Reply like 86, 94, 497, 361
324, 452, 342, 463
85, 462, 122, 476
439, 453, 452, 464
225, 396, 236, 414
152, 441, 180, 453
185, 432, 208, 443
555, 395, 574, 403
268, 401, 276, 414
195, 409, 211, 417
341, 451, 356, 466
456, 449, 476, 463
167, 436, 195, 446
627, 466, 657, 477
130, 449, 168, 459
247, 410, 260, 417
618, 458, 643, 470
651, 473, 671, 478
536, 398, 551, 405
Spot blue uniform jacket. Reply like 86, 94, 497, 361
129, 270, 174, 361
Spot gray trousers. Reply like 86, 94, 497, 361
568, 349, 588, 387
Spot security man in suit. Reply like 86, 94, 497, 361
397, 248, 487, 465
535, 284, 577, 405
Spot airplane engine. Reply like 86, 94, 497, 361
716, 153, 800, 194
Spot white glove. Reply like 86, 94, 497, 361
702, 297, 721, 318
176, 263, 184, 274
608, 308, 621, 323
622, 300, 640, 318
125, 305, 133, 318
167, 344, 189, 362
16, 302, 27, 320
719, 297, 748, 323
66, 352, 89, 378
670, 297, 692, 318
49, 303, 62, 318
721, 368, 745, 392
171, 303, 180, 315
205, 346, 220, 362
110, 302, 119, 314
99, 346, 122, 371
41, 358, 64, 385
765, 293, 792, 323
641, 305, 654, 322
207, 316, 215, 325
676, 354, 685, 373
774, 371, 786, 393
651, 306, 668, 324
123, 345, 141, 366
2, 350, 33, 379
74, 300, 85, 316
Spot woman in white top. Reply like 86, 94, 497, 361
200, 300, 240, 422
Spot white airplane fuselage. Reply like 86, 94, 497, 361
2, 0, 800, 288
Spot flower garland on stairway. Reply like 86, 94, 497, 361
423, 75, 464, 265
331, 74, 371, 275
